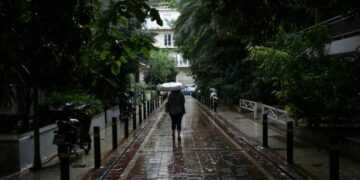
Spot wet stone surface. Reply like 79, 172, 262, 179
108, 97, 288, 179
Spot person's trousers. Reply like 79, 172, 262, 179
170, 114, 183, 130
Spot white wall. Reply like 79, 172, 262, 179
144, 8, 180, 30
176, 68, 194, 86
0, 107, 120, 174
143, 7, 194, 86
326, 35, 360, 55
152, 30, 176, 49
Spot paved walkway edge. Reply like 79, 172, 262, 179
193, 98, 314, 179
87, 106, 165, 179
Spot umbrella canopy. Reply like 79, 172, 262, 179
157, 82, 185, 92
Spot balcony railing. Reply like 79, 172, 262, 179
174, 60, 190, 67
327, 16, 360, 40
301, 15, 360, 40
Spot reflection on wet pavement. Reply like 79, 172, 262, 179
122, 97, 283, 179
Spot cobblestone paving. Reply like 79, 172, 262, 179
100, 109, 161, 180
103, 97, 292, 179
125, 115, 267, 179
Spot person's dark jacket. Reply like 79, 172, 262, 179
167, 91, 185, 115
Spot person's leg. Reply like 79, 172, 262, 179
177, 129, 181, 140
170, 115, 176, 138
176, 114, 183, 140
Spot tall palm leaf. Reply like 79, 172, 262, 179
175, 0, 218, 59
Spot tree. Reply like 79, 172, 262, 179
144, 50, 177, 86
147, 0, 179, 7
251, 25, 360, 128
0, 0, 162, 170
175, 0, 359, 104
79, 0, 162, 104
0, 0, 99, 170
0, 0, 86, 115
0, 0, 163, 114
175, 0, 286, 102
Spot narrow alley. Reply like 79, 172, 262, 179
99, 97, 292, 180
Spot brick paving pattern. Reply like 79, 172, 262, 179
103, 98, 292, 179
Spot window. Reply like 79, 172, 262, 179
164, 33, 171, 46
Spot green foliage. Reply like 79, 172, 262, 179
174, 0, 301, 102
80, 0, 162, 76
144, 50, 177, 86
132, 83, 148, 104
279, 54, 360, 124
147, 0, 179, 8
251, 25, 360, 126
0, 0, 163, 131
249, 45, 292, 103
0, 0, 90, 89
78, 0, 163, 103
175, 0, 360, 127
44, 91, 104, 116
0, 0, 162, 92
0, 0, 96, 122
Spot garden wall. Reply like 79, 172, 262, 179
0, 106, 119, 175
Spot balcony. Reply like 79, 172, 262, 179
326, 35, 360, 55
174, 59, 190, 68
326, 16, 360, 55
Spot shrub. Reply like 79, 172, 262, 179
43, 91, 104, 116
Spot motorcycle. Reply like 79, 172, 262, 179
52, 103, 92, 154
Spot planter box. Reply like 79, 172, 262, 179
0, 124, 57, 174
0, 106, 119, 175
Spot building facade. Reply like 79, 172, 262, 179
141, 5, 194, 86
325, 16, 360, 55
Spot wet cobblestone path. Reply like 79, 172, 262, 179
102, 97, 291, 179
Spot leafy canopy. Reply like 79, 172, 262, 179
251, 25, 360, 125
175, 0, 360, 127
144, 50, 177, 86
0, 0, 163, 116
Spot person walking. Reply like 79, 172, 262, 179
166, 90, 185, 140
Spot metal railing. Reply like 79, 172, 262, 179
239, 99, 260, 120
299, 15, 360, 40
261, 104, 293, 124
